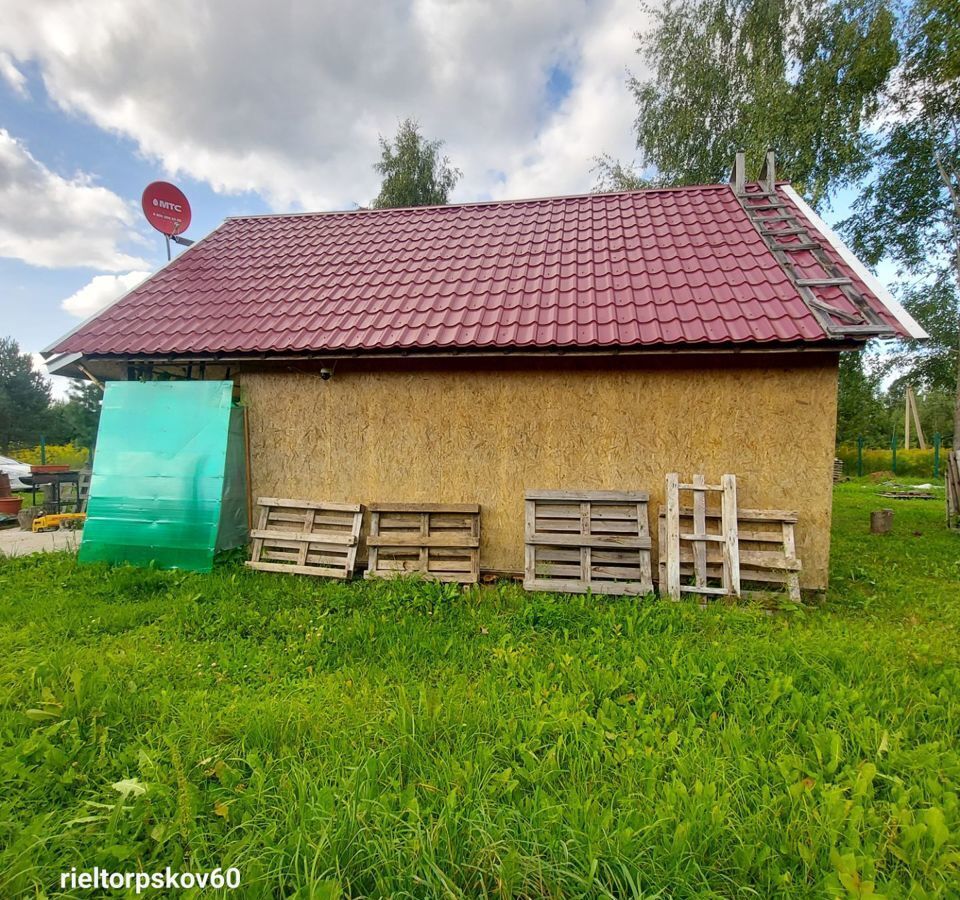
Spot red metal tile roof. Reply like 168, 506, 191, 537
49, 183, 914, 358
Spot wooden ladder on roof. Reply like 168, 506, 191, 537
731, 150, 895, 339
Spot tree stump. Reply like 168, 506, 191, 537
870, 509, 893, 534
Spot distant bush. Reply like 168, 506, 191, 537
836, 444, 944, 478
14, 443, 89, 468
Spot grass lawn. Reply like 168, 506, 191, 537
0, 482, 958, 897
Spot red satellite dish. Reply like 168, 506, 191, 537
141, 181, 192, 236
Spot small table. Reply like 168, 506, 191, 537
22, 471, 82, 514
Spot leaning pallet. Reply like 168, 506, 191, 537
662, 474, 740, 601
658, 506, 802, 602
246, 497, 362, 579
524, 490, 653, 596
365, 503, 481, 584
832, 458, 844, 483
947, 450, 960, 530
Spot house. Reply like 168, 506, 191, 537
44, 160, 924, 590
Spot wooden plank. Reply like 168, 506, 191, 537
257, 497, 361, 512
660, 506, 798, 524
739, 550, 802, 571
680, 584, 727, 596
524, 489, 649, 502
418, 511, 430, 572
781, 522, 801, 602
579, 501, 591, 586
796, 277, 853, 287
250, 502, 269, 565
246, 560, 348, 579
528, 532, 651, 549
366, 534, 479, 548
637, 500, 652, 588
524, 500, 536, 584
524, 576, 650, 596
692, 474, 707, 588
366, 502, 480, 513
665, 473, 681, 600
721, 474, 741, 597
257, 537, 350, 555
250, 528, 356, 546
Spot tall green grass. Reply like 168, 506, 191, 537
0, 482, 957, 897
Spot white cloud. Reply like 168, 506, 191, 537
0, 0, 651, 210
0, 51, 27, 96
61, 270, 151, 317
0, 130, 150, 270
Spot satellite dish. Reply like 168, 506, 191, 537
141, 181, 192, 237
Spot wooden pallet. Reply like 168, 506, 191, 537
948, 450, 960, 530
833, 458, 844, 483
658, 506, 801, 601
365, 503, 480, 583
246, 497, 362, 579
523, 490, 653, 596
662, 474, 740, 601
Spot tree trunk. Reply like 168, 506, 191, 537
933, 150, 960, 445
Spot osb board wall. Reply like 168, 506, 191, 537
234, 353, 840, 590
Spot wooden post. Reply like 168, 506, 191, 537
907, 386, 926, 449
904, 389, 911, 451
731, 151, 746, 195
870, 509, 893, 534
758, 149, 776, 193
720, 474, 741, 597
665, 473, 681, 600
692, 474, 707, 587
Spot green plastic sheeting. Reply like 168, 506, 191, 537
79, 381, 249, 572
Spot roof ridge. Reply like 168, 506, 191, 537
225, 182, 738, 222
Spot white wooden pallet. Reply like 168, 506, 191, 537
246, 497, 362, 579
662, 474, 740, 601
524, 490, 653, 596
365, 503, 481, 584
658, 504, 801, 602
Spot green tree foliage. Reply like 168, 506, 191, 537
372, 119, 462, 209
843, 0, 960, 439
592, 154, 654, 192
0, 337, 51, 454
836, 352, 888, 444
45, 381, 103, 450
611, 0, 898, 206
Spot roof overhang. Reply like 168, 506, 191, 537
58, 341, 859, 381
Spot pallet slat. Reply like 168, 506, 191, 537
524, 490, 653, 596
365, 503, 480, 584
246, 497, 362, 579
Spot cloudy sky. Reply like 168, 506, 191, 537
1, 0, 876, 395
0, 0, 648, 376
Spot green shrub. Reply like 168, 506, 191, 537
836, 444, 943, 478
13, 442, 89, 468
